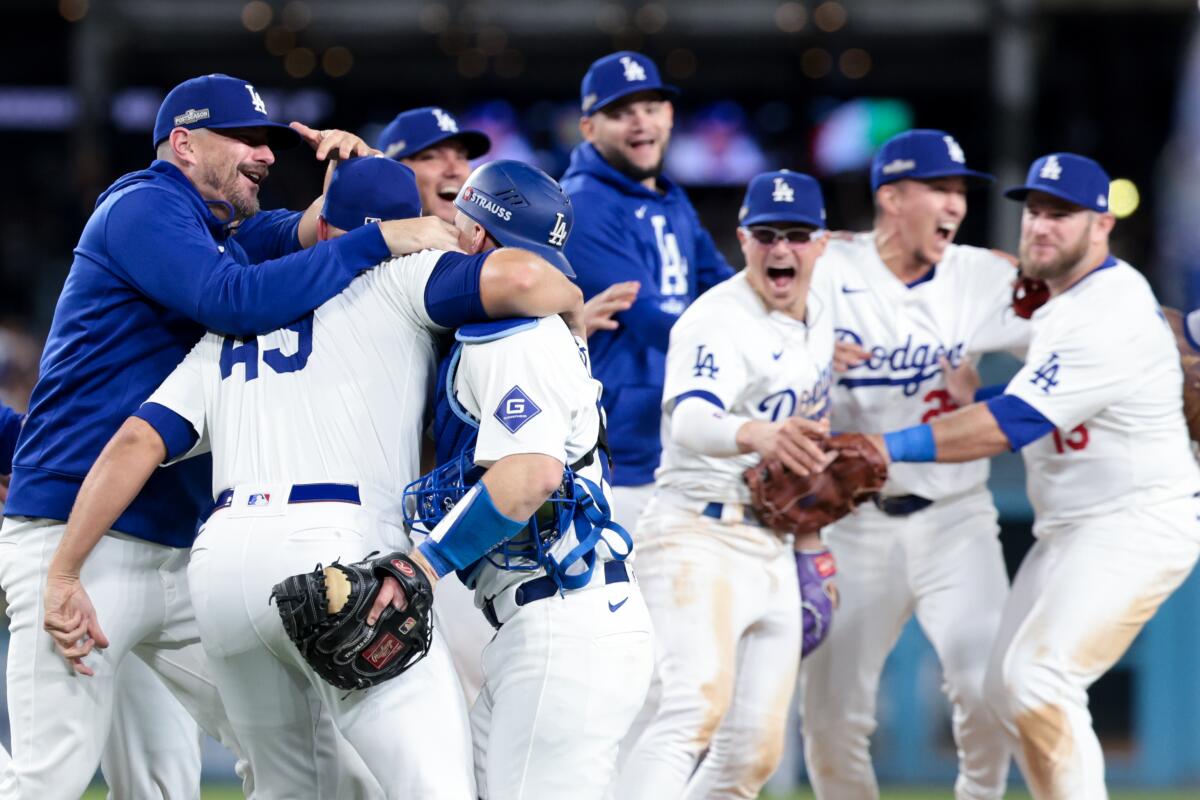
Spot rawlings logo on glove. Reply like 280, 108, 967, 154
744, 432, 888, 536
270, 551, 434, 691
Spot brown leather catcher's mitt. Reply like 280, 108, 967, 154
744, 433, 888, 536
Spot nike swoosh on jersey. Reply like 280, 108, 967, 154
841, 286, 870, 294
772, 350, 784, 360
608, 597, 628, 613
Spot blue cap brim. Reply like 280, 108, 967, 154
875, 168, 994, 191
1003, 184, 1102, 212
209, 119, 303, 150
740, 212, 824, 229
391, 130, 492, 161
588, 84, 681, 115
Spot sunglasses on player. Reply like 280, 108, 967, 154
746, 226, 822, 245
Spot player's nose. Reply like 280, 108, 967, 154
251, 143, 275, 166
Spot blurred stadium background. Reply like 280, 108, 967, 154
2, 0, 1200, 795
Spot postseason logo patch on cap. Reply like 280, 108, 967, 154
174, 108, 210, 126
880, 158, 916, 176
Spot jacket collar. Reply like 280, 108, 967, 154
564, 142, 682, 202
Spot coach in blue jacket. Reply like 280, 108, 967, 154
562, 52, 734, 532
0, 74, 462, 799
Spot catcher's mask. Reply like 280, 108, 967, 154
402, 448, 630, 586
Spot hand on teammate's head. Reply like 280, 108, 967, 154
290, 122, 376, 162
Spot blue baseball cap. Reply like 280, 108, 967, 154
739, 170, 826, 229
376, 107, 491, 161
580, 51, 680, 116
870, 129, 993, 192
454, 160, 575, 277
1004, 153, 1111, 213
153, 74, 300, 150
322, 157, 422, 232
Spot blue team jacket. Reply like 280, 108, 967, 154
5, 160, 391, 547
0, 402, 21, 475
560, 143, 733, 486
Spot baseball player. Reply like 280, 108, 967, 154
403, 159, 654, 799
0, 73, 464, 800
800, 130, 1026, 800
866, 153, 1200, 799
615, 170, 834, 799
41, 155, 586, 798
377, 106, 492, 224
561, 51, 734, 533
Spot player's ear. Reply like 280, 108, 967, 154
875, 185, 900, 217
1093, 212, 1116, 239
578, 115, 595, 143
169, 128, 198, 167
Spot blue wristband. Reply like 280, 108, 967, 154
418, 481, 526, 578
883, 424, 937, 463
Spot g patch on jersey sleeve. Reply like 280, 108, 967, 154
494, 385, 542, 433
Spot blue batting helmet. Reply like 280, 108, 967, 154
453, 160, 575, 277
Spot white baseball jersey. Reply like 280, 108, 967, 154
145, 250, 451, 509
1006, 259, 1200, 528
812, 232, 1028, 499
656, 270, 835, 504
444, 315, 622, 603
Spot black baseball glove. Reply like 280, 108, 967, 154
270, 551, 434, 691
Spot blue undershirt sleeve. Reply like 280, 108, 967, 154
974, 384, 1005, 402
132, 402, 200, 462
423, 252, 489, 328
985, 393, 1055, 450
105, 189, 391, 336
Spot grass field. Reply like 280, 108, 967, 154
80, 787, 1200, 799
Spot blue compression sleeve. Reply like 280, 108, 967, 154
974, 384, 1005, 402
985, 394, 1056, 450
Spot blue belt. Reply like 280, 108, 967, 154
203, 482, 361, 523
482, 560, 629, 630
701, 502, 759, 525
873, 494, 933, 517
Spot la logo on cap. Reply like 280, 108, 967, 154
943, 135, 966, 164
432, 108, 458, 133
620, 55, 647, 82
245, 84, 266, 115
772, 177, 794, 203
1039, 155, 1063, 181
548, 212, 568, 246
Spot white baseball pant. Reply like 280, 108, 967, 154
800, 490, 1012, 800
472, 563, 653, 800
187, 490, 475, 800
434, 574, 494, 706
982, 495, 1200, 800
0, 516, 251, 800
617, 494, 801, 799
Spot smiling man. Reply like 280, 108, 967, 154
561, 51, 734, 536
0, 73, 462, 799
800, 129, 1028, 800
617, 170, 833, 798
377, 106, 492, 224
865, 153, 1200, 800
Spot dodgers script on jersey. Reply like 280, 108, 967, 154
812, 233, 1027, 499
143, 250, 452, 523
657, 270, 835, 504
1006, 260, 1200, 527
445, 315, 623, 602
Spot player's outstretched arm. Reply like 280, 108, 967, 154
869, 401, 1015, 466
289, 123, 378, 248
478, 248, 584, 321
44, 418, 166, 675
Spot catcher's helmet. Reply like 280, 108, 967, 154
453, 160, 575, 276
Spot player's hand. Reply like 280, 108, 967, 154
289, 122, 378, 162
378, 216, 465, 256
43, 572, 109, 676
583, 281, 639, 337
938, 356, 980, 408
833, 340, 869, 372
863, 433, 891, 465
366, 576, 408, 626
740, 417, 836, 476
